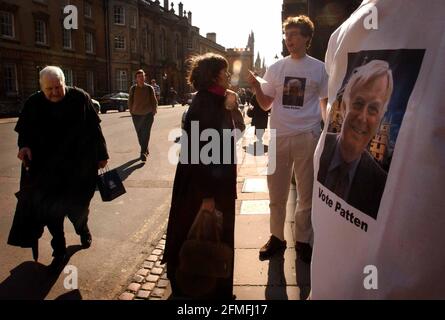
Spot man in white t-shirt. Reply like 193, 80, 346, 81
247, 15, 328, 263
311, 0, 445, 299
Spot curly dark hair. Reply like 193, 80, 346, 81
283, 15, 314, 49
187, 53, 228, 91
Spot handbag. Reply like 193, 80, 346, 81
97, 166, 126, 201
176, 208, 233, 297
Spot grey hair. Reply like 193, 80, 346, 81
343, 60, 393, 114
39, 66, 65, 85
288, 79, 302, 89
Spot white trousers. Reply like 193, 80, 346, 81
267, 129, 319, 244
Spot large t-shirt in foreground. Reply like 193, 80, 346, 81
312, 0, 445, 299
261, 55, 327, 137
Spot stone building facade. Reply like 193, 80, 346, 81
0, 0, 108, 115
225, 31, 254, 90
0, 0, 254, 114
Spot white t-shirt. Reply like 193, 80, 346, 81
262, 55, 328, 137
312, 0, 445, 299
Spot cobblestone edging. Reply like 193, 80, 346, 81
118, 234, 169, 300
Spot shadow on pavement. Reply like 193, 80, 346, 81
114, 158, 144, 182
55, 289, 83, 300
119, 116, 132, 118
265, 252, 288, 300
0, 245, 83, 300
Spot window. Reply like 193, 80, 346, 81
113, 6, 125, 25
63, 68, 73, 86
142, 27, 147, 49
63, 28, 72, 49
176, 34, 181, 59
35, 19, 47, 44
3, 63, 18, 95
84, 1, 92, 18
160, 29, 166, 57
85, 31, 94, 53
86, 70, 94, 95
116, 70, 127, 91
0, 11, 14, 38
130, 14, 136, 28
144, 25, 152, 51
114, 35, 125, 50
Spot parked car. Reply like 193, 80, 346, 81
91, 99, 101, 113
97, 92, 129, 114
181, 92, 196, 106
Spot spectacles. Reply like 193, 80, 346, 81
283, 31, 303, 39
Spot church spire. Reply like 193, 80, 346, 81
255, 52, 261, 69
246, 31, 254, 53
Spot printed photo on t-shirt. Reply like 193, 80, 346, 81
318, 49, 425, 221
282, 76, 306, 108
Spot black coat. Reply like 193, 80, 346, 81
162, 90, 237, 294
248, 95, 269, 129
8, 87, 109, 249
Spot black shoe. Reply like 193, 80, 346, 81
259, 235, 287, 260
48, 254, 68, 274
80, 230, 92, 248
296, 242, 313, 264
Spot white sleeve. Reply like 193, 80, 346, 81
325, 27, 337, 77
260, 67, 276, 98
319, 66, 329, 99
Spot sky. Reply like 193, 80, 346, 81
180, 0, 283, 68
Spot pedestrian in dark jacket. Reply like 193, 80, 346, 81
162, 53, 237, 300
247, 94, 269, 152
8, 66, 109, 272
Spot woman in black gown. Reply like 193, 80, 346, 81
162, 53, 238, 300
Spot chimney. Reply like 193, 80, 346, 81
206, 33, 216, 43
170, 2, 175, 13
178, 2, 183, 17
163, 0, 168, 10
187, 11, 192, 25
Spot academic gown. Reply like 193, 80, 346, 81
162, 90, 237, 299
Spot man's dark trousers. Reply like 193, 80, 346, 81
131, 112, 154, 155
46, 205, 90, 257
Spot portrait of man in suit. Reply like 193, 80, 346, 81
283, 77, 305, 107
317, 60, 393, 219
